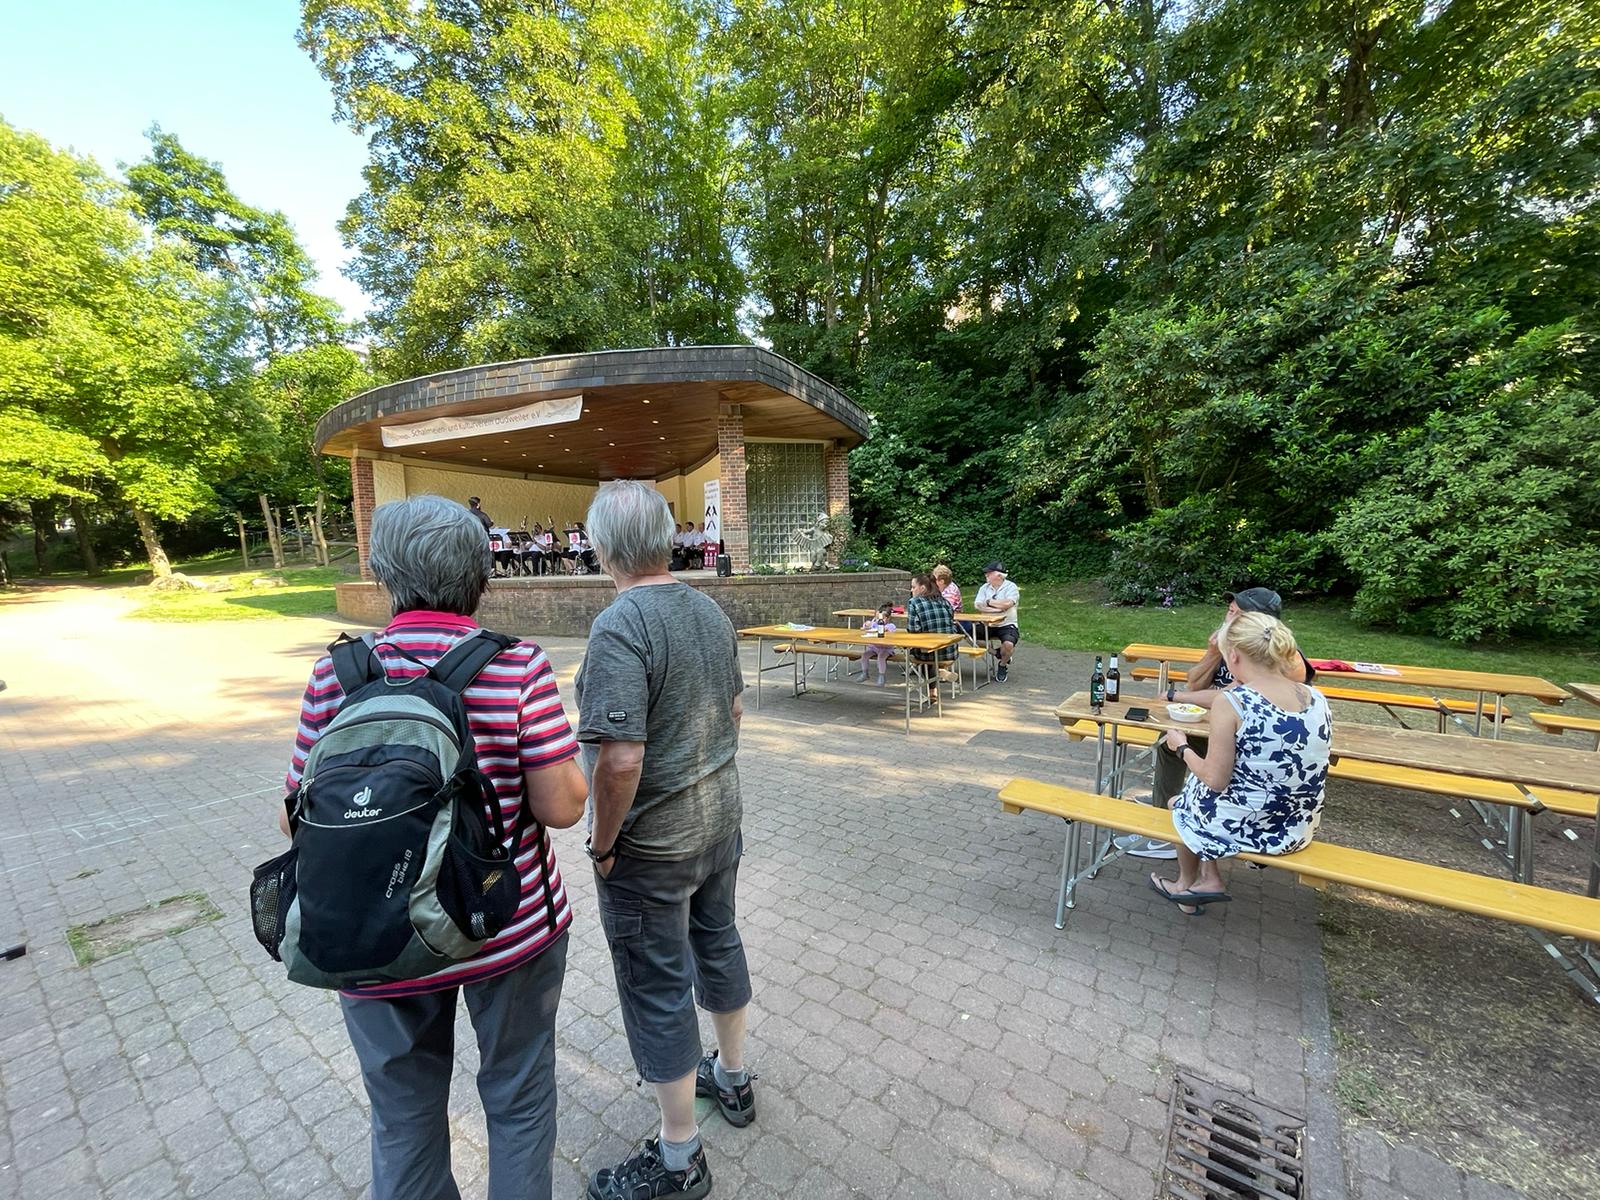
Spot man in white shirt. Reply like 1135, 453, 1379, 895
973, 560, 1021, 682
685, 522, 707, 568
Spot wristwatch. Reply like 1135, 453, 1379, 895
585, 837, 618, 865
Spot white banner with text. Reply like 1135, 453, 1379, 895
381, 394, 584, 448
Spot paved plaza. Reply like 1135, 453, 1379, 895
0, 589, 1532, 1199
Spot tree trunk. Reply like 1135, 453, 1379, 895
28, 500, 53, 574
235, 512, 251, 568
259, 494, 285, 569
312, 492, 330, 566
288, 506, 308, 559
131, 506, 172, 577
68, 497, 99, 575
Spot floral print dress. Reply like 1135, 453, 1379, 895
1170, 685, 1332, 858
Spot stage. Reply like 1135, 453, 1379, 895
335, 569, 911, 638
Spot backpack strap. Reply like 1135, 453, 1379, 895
430, 628, 521, 695
329, 632, 381, 695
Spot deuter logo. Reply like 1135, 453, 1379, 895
345, 785, 383, 820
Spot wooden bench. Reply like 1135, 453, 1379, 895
998, 778, 1600, 941
1531, 711, 1600, 748
1059, 719, 1597, 820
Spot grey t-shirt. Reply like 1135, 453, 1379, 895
575, 582, 744, 860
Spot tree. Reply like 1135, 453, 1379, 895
126, 127, 343, 356
0, 119, 261, 575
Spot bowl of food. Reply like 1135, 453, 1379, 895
1166, 703, 1206, 724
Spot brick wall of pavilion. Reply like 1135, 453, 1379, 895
717, 407, 750, 572
352, 456, 375, 580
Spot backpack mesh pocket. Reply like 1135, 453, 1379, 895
250, 847, 298, 961
437, 833, 521, 943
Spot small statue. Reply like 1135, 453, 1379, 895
792, 513, 833, 569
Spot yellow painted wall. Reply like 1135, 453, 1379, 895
364, 453, 723, 530
663, 455, 721, 525
398, 462, 598, 529
372, 460, 406, 507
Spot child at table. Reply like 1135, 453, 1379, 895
855, 601, 897, 685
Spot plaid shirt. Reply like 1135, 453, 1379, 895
904, 594, 959, 659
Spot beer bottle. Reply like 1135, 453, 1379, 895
1106, 654, 1121, 703
1090, 655, 1106, 711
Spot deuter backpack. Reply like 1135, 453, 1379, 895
250, 628, 546, 989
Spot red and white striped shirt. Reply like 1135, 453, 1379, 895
285, 610, 578, 997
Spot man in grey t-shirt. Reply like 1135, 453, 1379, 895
577, 482, 754, 1200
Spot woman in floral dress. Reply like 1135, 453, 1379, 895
1153, 612, 1332, 915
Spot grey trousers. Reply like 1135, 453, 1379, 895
340, 933, 569, 1200
595, 829, 752, 1083
1152, 735, 1208, 808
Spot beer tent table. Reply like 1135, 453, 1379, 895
740, 624, 963, 733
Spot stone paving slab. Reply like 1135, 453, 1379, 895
0, 588, 1515, 1199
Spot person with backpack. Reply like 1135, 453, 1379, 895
273, 494, 588, 1200
576, 482, 754, 1200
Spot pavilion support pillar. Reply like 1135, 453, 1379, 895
352, 455, 375, 580
717, 405, 750, 572
824, 441, 851, 565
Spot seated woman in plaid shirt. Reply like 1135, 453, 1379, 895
904, 572, 959, 704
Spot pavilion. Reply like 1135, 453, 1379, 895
314, 345, 903, 634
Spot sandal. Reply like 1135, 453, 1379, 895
1148, 873, 1206, 917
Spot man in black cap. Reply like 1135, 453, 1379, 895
973, 561, 1021, 682
1118, 586, 1315, 860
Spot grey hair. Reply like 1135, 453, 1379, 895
586, 481, 674, 577
368, 495, 491, 616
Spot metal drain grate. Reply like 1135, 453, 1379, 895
1159, 1071, 1307, 1199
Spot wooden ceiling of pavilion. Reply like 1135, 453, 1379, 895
314, 345, 870, 482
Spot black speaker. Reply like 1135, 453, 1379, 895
716, 553, 732, 577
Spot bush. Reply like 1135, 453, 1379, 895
1333, 385, 1600, 641
1102, 495, 1250, 606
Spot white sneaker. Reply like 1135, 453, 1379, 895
1114, 834, 1178, 860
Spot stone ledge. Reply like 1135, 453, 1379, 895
335, 570, 912, 638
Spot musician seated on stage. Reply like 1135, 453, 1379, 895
685, 522, 708, 568
488, 528, 515, 576
570, 522, 599, 573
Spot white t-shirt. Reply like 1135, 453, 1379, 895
672, 531, 687, 547
688, 531, 706, 546
974, 579, 1021, 628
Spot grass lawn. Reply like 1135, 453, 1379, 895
1025, 580, 1600, 684
0, 548, 350, 622
125, 564, 345, 622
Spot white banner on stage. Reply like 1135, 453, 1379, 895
381, 394, 584, 448
703, 480, 721, 542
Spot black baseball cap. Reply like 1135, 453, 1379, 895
1224, 587, 1282, 617
983, 560, 1005, 574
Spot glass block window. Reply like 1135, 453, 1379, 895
746, 442, 828, 567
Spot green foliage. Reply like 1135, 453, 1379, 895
126, 127, 343, 355
1334, 366, 1600, 641
299, 0, 742, 376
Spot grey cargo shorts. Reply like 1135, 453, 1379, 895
594, 828, 752, 1083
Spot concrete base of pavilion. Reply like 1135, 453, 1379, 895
335, 568, 912, 637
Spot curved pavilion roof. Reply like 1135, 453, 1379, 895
315, 345, 869, 482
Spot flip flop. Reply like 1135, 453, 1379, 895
1172, 890, 1232, 905
1148, 874, 1205, 917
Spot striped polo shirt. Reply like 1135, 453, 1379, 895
285, 610, 578, 997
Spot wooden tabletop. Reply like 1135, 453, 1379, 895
1119, 643, 1568, 703
1057, 693, 1600, 795
741, 624, 963, 651
1565, 682, 1600, 709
